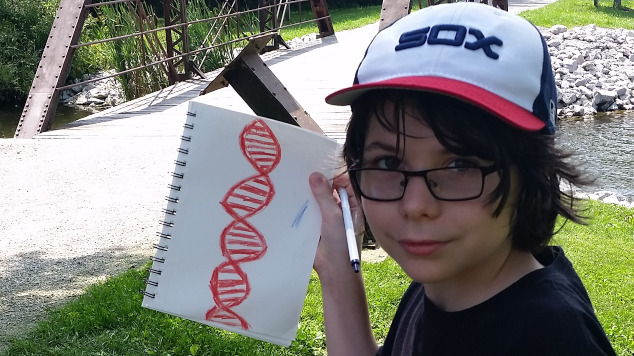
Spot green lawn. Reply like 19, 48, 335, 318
279, 5, 383, 41
2, 200, 633, 355
520, 0, 634, 29
279, 3, 427, 42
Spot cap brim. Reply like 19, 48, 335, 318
325, 76, 546, 132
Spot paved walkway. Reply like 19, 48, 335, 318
508, 0, 558, 14
0, 2, 558, 350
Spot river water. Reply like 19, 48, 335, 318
1, 106, 633, 200
556, 113, 634, 201
0, 105, 90, 138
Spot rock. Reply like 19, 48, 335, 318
551, 25, 568, 35
579, 86, 593, 98
581, 61, 595, 71
88, 88, 109, 100
59, 90, 73, 103
86, 98, 105, 105
575, 78, 588, 87
594, 89, 617, 111
584, 105, 597, 115
571, 105, 585, 116
82, 83, 96, 92
548, 39, 562, 47
562, 58, 578, 72
562, 92, 577, 105
74, 93, 89, 105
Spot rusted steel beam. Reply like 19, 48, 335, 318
84, 0, 131, 8
163, 0, 190, 84
491, 0, 509, 11
200, 34, 323, 135
379, 0, 411, 31
308, 0, 334, 37
15, 0, 92, 138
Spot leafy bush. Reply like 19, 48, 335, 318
0, 0, 57, 103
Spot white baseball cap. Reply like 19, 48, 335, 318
326, 2, 558, 134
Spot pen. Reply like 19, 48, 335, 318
338, 188, 360, 273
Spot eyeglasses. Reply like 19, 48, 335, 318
349, 165, 497, 202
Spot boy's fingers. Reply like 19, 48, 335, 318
310, 172, 340, 219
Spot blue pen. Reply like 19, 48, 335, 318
338, 188, 360, 273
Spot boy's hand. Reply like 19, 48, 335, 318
310, 172, 364, 278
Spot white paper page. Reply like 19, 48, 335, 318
142, 101, 341, 346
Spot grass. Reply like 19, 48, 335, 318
279, 3, 426, 43
2, 200, 633, 355
280, 5, 383, 40
1, 258, 407, 355
551, 201, 634, 355
520, 0, 634, 29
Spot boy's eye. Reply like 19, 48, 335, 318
446, 158, 478, 170
373, 156, 402, 170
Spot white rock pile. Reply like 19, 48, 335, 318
287, 33, 318, 47
544, 24, 634, 118
59, 71, 125, 112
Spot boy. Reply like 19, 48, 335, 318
309, 3, 617, 355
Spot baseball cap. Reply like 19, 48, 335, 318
326, 2, 558, 134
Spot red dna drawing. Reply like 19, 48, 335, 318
205, 119, 281, 330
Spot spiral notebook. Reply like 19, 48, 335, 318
141, 100, 341, 346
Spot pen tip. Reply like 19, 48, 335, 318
352, 260, 360, 273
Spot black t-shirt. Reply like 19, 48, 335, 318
376, 246, 616, 356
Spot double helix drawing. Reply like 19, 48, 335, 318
205, 119, 281, 330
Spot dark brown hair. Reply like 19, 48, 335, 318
343, 90, 592, 252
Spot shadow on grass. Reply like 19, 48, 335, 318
594, 3, 634, 18
0, 246, 149, 344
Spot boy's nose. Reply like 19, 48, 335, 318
399, 176, 441, 220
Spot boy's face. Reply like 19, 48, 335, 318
360, 102, 518, 286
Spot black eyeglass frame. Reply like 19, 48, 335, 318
348, 164, 498, 202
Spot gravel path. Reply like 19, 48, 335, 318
0, 138, 180, 350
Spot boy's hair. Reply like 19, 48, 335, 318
343, 90, 592, 252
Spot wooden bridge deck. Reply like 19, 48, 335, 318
37, 23, 379, 142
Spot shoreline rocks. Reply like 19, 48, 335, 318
59, 71, 124, 112
544, 24, 634, 118
576, 190, 634, 209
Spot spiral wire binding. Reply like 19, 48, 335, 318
142, 111, 195, 299
162, 208, 177, 215
153, 243, 169, 251
141, 290, 155, 298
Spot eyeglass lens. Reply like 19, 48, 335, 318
358, 168, 485, 201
